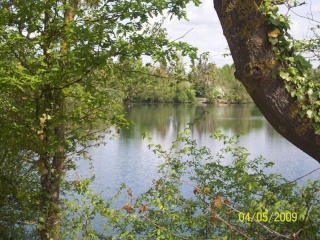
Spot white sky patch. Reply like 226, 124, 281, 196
158, 0, 320, 68
290, 18, 313, 39
162, 1, 231, 67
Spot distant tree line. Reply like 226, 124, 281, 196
116, 53, 253, 104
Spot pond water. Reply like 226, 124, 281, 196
76, 103, 320, 202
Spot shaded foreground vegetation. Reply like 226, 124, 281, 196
1, 128, 319, 239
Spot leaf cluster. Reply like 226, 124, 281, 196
260, 0, 320, 134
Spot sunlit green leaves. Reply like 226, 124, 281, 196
0, 0, 201, 237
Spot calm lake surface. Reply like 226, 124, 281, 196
76, 103, 319, 202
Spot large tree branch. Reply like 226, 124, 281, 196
213, 0, 320, 162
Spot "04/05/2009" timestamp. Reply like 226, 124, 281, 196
238, 212, 298, 222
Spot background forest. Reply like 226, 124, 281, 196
116, 53, 253, 104
116, 53, 320, 104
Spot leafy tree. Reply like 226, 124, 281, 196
215, 64, 252, 103
167, 54, 188, 83
117, 60, 177, 103
189, 54, 251, 103
0, 147, 39, 239
135, 63, 177, 103
0, 0, 199, 238
127, 129, 319, 239
214, 0, 320, 162
189, 52, 217, 97
175, 81, 196, 102
112, 57, 154, 102
116, 55, 197, 103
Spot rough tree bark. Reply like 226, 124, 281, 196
213, 0, 320, 163
35, 3, 70, 239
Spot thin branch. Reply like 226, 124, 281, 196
261, 167, 320, 215
50, 66, 95, 90
293, 228, 305, 238
288, 9, 320, 25
141, 214, 192, 240
283, 167, 320, 185
309, 0, 314, 22
213, 213, 251, 239
301, 190, 320, 230
172, 28, 193, 42
115, 66, 168, 79
9, 45, 36, 76
18, 221, 38, 225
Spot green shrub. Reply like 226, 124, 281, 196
176, 91, 189, 102
186, 88, 196, 102
61, 129, 320, 239
205, 87, 225, 103
175, 81, 196, 102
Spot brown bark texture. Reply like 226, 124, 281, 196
36, 3, 70, 237
37, 89, 65, 240
213, 0, 320, 163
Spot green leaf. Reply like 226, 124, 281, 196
279, 71, 290, 81
306, 110, 313, 118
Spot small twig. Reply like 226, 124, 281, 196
50, 66, 95, 90
172, 28, 193, 42
288, 9, 320, 24
0, 219, 38, 226
214, 214, 251, 239
141, 214, 192, 240
265, 167, 320, 205
301, 190, 320, 227
283, 167, 320, 186
293, 228, 305, 238
166, 176, 198, 188
115, 66, 168, 79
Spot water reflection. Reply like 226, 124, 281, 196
86, 103, 319, 201
123, 103, 266, 140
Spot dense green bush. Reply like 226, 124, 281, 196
175, 81, 196, 103
205, 87, 225, 103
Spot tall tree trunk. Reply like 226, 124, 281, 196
48, 123, 65, 239
36, 90, 66, 240
213, 0, 320, 163
37, 153, 51, 239
35, 1, 72, 238
37, 155, 65, 240
49, 95, 66, 239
